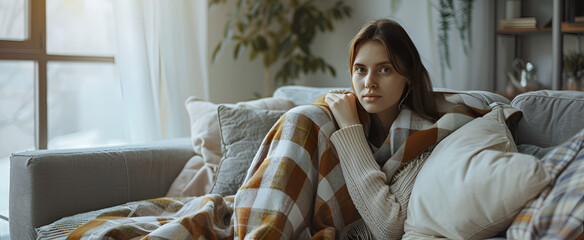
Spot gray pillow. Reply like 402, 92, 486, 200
211, 105, 287, 196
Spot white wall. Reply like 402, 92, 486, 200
207, 2, 265, 103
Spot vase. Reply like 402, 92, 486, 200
505, 0, 521, 19
567, 76, 580, 91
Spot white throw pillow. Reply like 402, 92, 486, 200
405, 106, 552, 239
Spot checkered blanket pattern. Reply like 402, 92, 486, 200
507, 128, 584, 240
233, 105, 360, 239
36, 91, 510, 240
36, 195, 235, 240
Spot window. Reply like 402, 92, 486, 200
0, 0, 127, 234
0, 0, 129, 152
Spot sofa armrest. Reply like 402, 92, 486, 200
9, 138, 194, 240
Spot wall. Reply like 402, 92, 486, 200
207, 2, 266, 103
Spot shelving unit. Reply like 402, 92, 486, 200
494, 0, 584, 93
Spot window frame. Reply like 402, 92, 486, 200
0, 0, 114, 149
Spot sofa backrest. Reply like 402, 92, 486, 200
511, 90, 584, 148
273, 86, 350, 106
273, 85, 509, 107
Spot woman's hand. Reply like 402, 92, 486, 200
324, 93, 360, 129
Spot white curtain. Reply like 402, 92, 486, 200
113, 0, 209, 143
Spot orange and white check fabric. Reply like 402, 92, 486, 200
37, 91, 511, 240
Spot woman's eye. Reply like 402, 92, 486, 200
380, 66, 391, 73
355, 67, 366, 73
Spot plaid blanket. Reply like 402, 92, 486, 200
37, 92, 508, 240
507, 128, 584, 240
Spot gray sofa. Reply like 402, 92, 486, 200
9, 86, 584, 240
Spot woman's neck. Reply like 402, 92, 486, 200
368, 105, 400, 147
377, 104, 400, 134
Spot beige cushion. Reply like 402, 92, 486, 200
405, 106, 552, 239
166, 97, 295, 197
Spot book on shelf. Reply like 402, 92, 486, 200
500, 17, 537, 29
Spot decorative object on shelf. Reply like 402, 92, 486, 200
505, 0, 521, 19
563, 51, 584, 91
507, 58, 540, 93
435, 0, 474, 86
209, 0, 352, 97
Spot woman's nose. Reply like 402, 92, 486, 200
364, 74, 377, 89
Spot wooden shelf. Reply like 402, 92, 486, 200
561, 22, 584, 33
496, 27, 550, 35
496, 22, 584, 35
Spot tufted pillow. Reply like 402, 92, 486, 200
404, 105, 552, 239
166, 97, 294, 197
211, 105, 287, 196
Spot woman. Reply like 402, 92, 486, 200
234, 19, 474, 239
324, 19, 440, 238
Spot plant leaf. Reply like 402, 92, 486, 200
234, 43, 242, 59
250, 49, 258, 60
256, 35, 268, 50
211, 41, 223, 63
327, 65, 336, 77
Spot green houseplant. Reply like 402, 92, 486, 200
209, 0, 352, 97
435, 0, 474, 85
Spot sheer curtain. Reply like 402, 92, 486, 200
113, 0, 209, 142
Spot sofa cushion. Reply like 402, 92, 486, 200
211, 105, 287, 196
166, 97, 294, 197
511, 90, 584, 148
405, 105, 551, 239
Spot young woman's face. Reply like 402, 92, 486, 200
352, 40, 408, 117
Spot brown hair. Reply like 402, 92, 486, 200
349, 19, 440, 122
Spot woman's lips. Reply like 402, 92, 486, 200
362, 95, 381, 102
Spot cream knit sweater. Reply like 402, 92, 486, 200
330, 124, 430, 240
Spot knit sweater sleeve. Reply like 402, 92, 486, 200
330, 124, 413, 240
